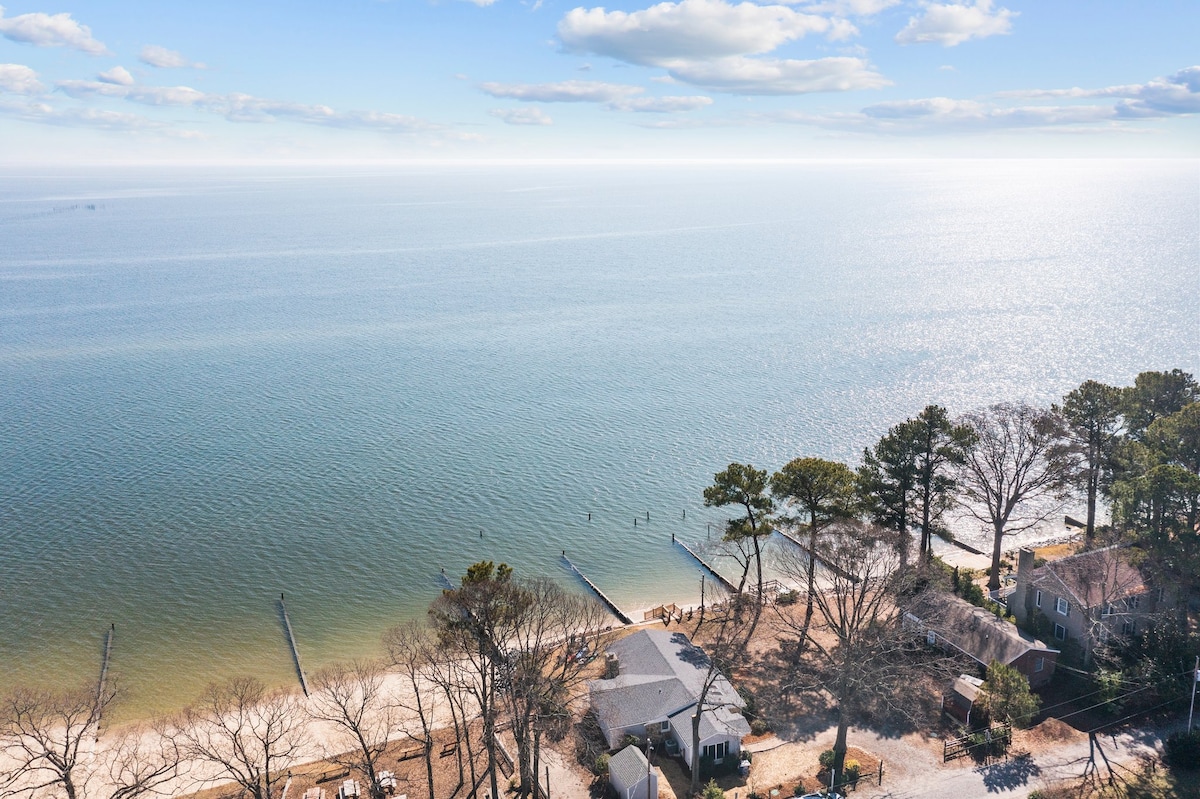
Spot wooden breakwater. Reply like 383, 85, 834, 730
279, 593, 309, 696
562, 554, 633, 624
776, 530, 859, 582
672, 535, 738, 593
95, 623, 115, 736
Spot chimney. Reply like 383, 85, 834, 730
605, 654, 620, 679
1010, 547, 1035, 623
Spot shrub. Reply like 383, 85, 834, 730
1165, 730, 1200, 770
620, 734, 641, 750
844, 759, 861, 785
818, 749, 836, 769
702, 778, 726, 799
777, 590, 798, 606
593, 753, 610, 776
750, 718, 770, 736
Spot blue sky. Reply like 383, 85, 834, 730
0, 0, 1197, 162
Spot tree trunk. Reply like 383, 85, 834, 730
831, 706, 850, 792
988, 520, 1005, 592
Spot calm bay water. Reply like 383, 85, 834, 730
1, 161, 1196, 716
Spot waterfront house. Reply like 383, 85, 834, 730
1009, 545, 1163, 662
588, 629, 750, 770
907, 594, 1059, 687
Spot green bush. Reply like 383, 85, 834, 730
777, 590, 798, 605
702, 778, 726, 799
593, 753, 610, 776
844, 759, 861, 785
1165, 730, 1200, 770
818, 749, 836, 769
750, 718, 770, 736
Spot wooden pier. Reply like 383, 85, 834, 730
562, 555, 633, 625
279, 593, 310, 696
672, 536, 738, 593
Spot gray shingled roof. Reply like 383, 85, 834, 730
608, 744, 649, 790
589, 629, 749, 740
916, 595, 1057, 668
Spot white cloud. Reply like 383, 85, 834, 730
667, 55, 888, 94
480, 80, 643, 103
0, 63, 42, 94
97, 66, 135, 86
996, 67, 1200, 118
799, 0, 900, 15
480, 79, 713, 112
55, 79, 444, 132
558, 0, 843, 65
608, 94, 713, 112
490, 107, 554, 125
462, 0, 498, 5
895, 0, 1015, 47
557, 0, 887, 95
139, 45, 205, 69
0, 97, 163, 130
0, 5, 108, 55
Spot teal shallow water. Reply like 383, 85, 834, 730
0, 161, 1196, 717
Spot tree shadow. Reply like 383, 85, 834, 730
976, 753, 1041, 793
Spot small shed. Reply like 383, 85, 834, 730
942, 674, 986, 726
609, 744, 658, 799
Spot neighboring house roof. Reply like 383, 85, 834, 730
590, 629, 751, 741
951, 674, 984, 705
913, 595, 1057, 668
609, 744, 649, 789
1028, 545, 1148, 610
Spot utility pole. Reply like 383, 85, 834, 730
1189, 655, 1199, 731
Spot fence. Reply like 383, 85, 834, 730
943, 722, 1012, 763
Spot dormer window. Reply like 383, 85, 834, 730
1035, 590, 1042, 608
1056, 597, 1070, 617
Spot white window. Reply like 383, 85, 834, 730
1054, 624, 1067, 641
1034, 657, 1044, 672
660, 720, 670, 734
1127, 595, 1141, 611
1056, 597, 1070, 617
1035, 590, 1042, 608
1102, 602, 1114, 617
702, 742, 729, 764
1123, 620, 1136, 636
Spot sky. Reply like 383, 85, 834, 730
0, 0, 1198, 162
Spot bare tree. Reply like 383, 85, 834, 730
500, 578, 611, 797
684, 591, 740, 797
383, 621, 443, 799
0, 683, 115, 799
776, 522, 958, 785
429, 561, 527, 799
307, 660, 398, 799
180, 677, 307, 799
958, 403, 1073, 592
101, 721, 184, 799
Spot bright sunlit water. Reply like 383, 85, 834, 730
1, 161, 1196, 717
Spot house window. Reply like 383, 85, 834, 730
1123, 620, 1136, 636
702, 742, 729, 764
1034, 657, 1044, 672
1056, 597, 1070, 617
1054, 624, 1067, 641
1102, 602, 1114, 617
1127, 595, 1141, 611
660, 721, 670, 734
1035, 590, 1042, 608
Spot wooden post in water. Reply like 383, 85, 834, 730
279, 593, 309, 696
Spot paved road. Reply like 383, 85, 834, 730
805, 724, 1164, 799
